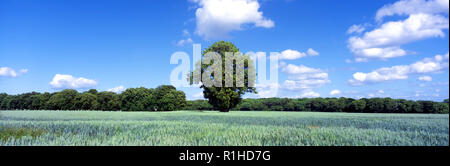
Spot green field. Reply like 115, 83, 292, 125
0, 111, 448, 146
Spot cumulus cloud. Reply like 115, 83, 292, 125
368, 90, 386, 98
176, 29, 194, 46
299, 89, 320, 98
307, 48, 319, 56
50, 74, 98, 89
107, 85, 126, 93
348, 0, 449, 62
330, 90, 341, 95
376, 0, 449, 21
282, 64, 321, 74
418, 75, 433, 81
254, 64, 328, 98
177, 38, 194, 46
191, 0, 274, 39
276, 49, 319, 60
349, 52, 449, 85
0, 67, 28, 78
281, 64, 330, 91
348, 13, 448, 62
254, 83, 280, 98
347, 24, 366, 34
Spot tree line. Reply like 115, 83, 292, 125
1, 87, 448, 113
0, 85, 186, 111
185, 97, 449, 114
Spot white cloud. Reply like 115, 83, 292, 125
276, 49, 318, 60
278, 50, 306, 60
255, 83, 280, 98
330, 90, 341, 95
190, 92, 205, 99
107, 85, 126, 93
376, 0, 449, 21
347, 24, 366, 34
348, 13, 448, 62
182, 29, 190, 36
418, 75, 433, 81
282, 64, 323, 74
191, 0, 274, 39
299, 89, 320, 98
177, 29, 194, 46
0, 67, 28, 78
307, 48, 320, 56
349, 52, 449, 85
19, 69, 28, 74
177, 38, 194, 46
367, 90, 386, 98
282, 79, 330, 91
281, 64, 330, 91
254, 63, 328, 98
50, 74, 98, 89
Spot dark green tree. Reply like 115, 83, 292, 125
154, 85, 186, 111
411, 102, 424, 113
436, 102, 449, 114
310, 98, 326, 112
383, 98, 397, 113
349, 100, 366, 112
325, 98, 341, 112
120, 87, 154, 111
366, 98, 385, 113
73, 93, 99, 110
97, 91, 121, 111
47, 89, 79, 110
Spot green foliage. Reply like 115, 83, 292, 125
120, 87, 155, 111
47, 89, 78, 110
0, 111, 448, 146
0, 85, 186, 111
0, 126, 46, 142
0, 86, 447, 114
350, 100, 366, 112
73, 93, 99, 110
184, 100, 214, 110
186, 97, 448, 114
436, 103, 449, 114
97, 92, 121, 111
154, 85, 186, 111
191, 41, 256, 112
366, 98, 385, 113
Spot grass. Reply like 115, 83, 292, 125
0, 110, 448, 146
0, 127, 47, 142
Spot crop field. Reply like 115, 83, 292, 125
0, 111, 448, 146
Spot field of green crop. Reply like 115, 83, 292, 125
0, 111, 448, 146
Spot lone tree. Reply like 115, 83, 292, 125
190, 41, 256, 112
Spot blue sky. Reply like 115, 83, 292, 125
0, 0, 449, 101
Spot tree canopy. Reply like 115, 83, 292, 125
190, 41, 256, 112
185, 97, 449, 114
0, 85, 186, 111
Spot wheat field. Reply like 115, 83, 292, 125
0, 111, 448, 146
